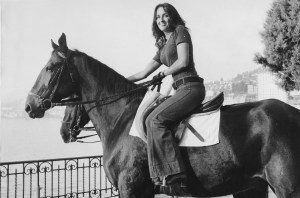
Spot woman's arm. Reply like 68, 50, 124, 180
127, 60, 161, 82
162, 42, 189, 76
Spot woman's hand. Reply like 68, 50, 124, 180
152, 71, 165, 82
151, 72, 166, 91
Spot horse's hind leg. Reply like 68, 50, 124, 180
264, 152, 300, 198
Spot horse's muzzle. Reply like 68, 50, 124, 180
25, 103, 45, 118
25, 94, 47, 118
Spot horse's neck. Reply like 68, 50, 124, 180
75, 53, 145, 148
85, 91, 144, 151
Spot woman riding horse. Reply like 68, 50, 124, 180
127, 3, 205, 190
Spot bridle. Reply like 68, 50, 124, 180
31, 50, 163, 143
29, 50, 78, 110
38, 50, 162, 110
70, 124, 99, 143
42, 51, 161, 110
63, 104, 99, 143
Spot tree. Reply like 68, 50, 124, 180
255, 0, 300, 91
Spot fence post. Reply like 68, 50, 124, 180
36, 185, 41, 198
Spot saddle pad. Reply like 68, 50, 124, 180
178, 110, 220, 147
129, 89, 160, 143
129, 89, 220, 147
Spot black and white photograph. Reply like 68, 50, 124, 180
1, 0, 299, 197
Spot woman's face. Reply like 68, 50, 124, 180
156, 7, 171, 33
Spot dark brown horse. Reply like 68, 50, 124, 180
25, 33, 300, 198
60, 103, 269, 198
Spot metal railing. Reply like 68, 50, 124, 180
0, 155, 119, 198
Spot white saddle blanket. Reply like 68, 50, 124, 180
178, 110, 220, 147
129, 90, 220, 147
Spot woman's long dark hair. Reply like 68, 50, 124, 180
152, 3, 186, 48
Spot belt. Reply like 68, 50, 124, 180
172, 76, 203, 90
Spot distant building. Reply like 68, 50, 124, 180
257, 71, 287, 102
247, 84, 257, 95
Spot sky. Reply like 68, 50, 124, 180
0, 0, 274, 103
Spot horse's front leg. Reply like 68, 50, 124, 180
118, 170, 155, 198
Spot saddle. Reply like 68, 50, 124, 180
191, 92, 224, 114
141, 92, 224, 141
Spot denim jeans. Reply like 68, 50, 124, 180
145, 81, 206, 178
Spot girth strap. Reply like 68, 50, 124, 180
182, 120, 205, 142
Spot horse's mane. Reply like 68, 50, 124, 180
73, 50, 145, 101
72, 50, 146, 144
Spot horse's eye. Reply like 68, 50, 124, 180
46, 65, 52, 71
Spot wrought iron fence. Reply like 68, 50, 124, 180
0, 155, 119, 198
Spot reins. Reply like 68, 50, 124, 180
67, 78, 163, 143
51, 79, 160, 109
38, 50, 163, 110
42, 50, 164, 143
66, 81, 158, 143
76, 133, 100, 143
66, 80, 162, 143
75, 130, 99, 143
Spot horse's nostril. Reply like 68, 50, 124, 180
25, 104, 31, 113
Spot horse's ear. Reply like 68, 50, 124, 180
58, 33, 68, 53
51, 39, 59, 50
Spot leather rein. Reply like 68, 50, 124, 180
34, 50, 163, 143
52, 51, 161, 108
32, 50, 161, 109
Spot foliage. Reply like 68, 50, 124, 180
255, 0, 300, 91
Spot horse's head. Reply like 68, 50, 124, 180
60, 104, 90, 143
25, 33, 78, 118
